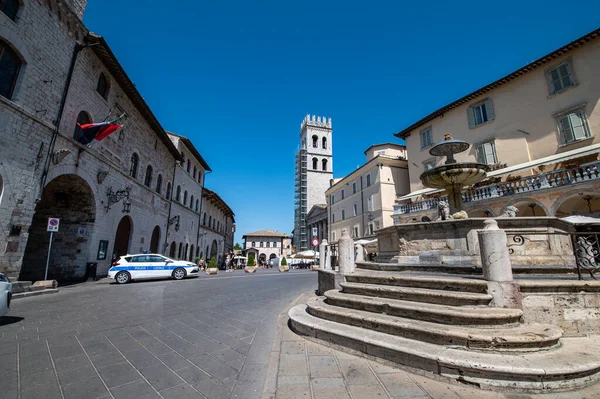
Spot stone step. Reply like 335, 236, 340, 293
356, 261, 577, 275
340, 282, 493, 306
324, 290, 523, 326
10, 282, 47, 294
288, 304, 600, 391
307, 297, 560, 351
346, 271, 488, 293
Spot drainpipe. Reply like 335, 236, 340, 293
164, 161, 178, 254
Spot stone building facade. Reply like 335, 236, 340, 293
200, 188, 235, 265
306, 204, 327, 246
293, 115, 333, 252
394, 28, 600, 223
326, 144, 409, 242
0, 1, 234, 280
243, 230, 291, 265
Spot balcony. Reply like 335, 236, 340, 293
394, 159, 600, 216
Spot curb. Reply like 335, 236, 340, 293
12, 288, 60, 299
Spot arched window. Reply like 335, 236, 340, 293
1, 0, 20, 21
144, 165, 153, 187
176, 185, 181, 201
186, 160, 191, 173
129, 153, 139, 178
198, 171, 203, 184
183, 190, 188, 205
322, 137, 327, 149
0, 41, 22, 99
203, 213, 206, 225
312, 157, 318, 170
195, 199, 199, 212
166, 182, 171, 199
193, 166, 197, 179
322, 159, 328, 171
156, 174, 163, 194
96, 73, 109, 99
190, 195, 194, 209
217, 221, 220, 231
312, 135, 318, 148
73, 111, 91, 142
209, 216, 212, 227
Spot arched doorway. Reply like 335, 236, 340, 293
190, 245, 195, 261
169, 241, 176, 258
21, 174, 95, 281
210, 240, 218, 260
259, 253, 267, 266
113, 216, 133, 260
178, 242, 183, 259
150, 226, 160, 253
555, 193, 600, 218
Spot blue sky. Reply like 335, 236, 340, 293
83, 1, 599, 244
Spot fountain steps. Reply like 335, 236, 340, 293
324, 290, 523, 326
356, 261, 576, 275
289, 270, 600, 391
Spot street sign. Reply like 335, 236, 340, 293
312, 238, 319, 247
47, 218, 60, 232
312, 227, 318, 237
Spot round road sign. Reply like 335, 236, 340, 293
312, 238, 319, 247
49, 219, 59, 226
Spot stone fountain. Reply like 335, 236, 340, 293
420, 134, 489, 214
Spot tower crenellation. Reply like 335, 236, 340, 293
300, 114, 333, 131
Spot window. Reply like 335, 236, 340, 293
341, 210, 345, 220
312, 157, 318, 170
420, 127, 433, 149
341, 189, 345, 200
332, 232, 336, 242
96, 73, 109, 99
166, 182, 172, 199
353, 204, 357, 217
547, 61, 575, 94
352, 182, 356, 194
193, 166, 197, 179
424, 159, 436, 171
475, 141, 498, 164
353, 227, 359, 238
183, 191, 188, 205
156, 174, 163, 194
195, 199, 199, 212
330, 195, 334, 205
366, 174, 371, 187
176, 186, 181, 201
73, 111, 91, 143
322, 137, 327, 149
203, 213, 206, 225
332, 213, 335, 223
144, 165, 153, 187
267, 242, 270, 248
129, 153, 139, 178
190, 195, 194, 209
260, 242, 264, 247
368, 223, 374, 235
186, 160, 191, 173
557, 110, 591, 144
251, 241, 255, 247
217, 221, 220, 231
198, 171, 203, 184
367, 195, 373, 211
209, 216, 212, 227
322, 159, 328, 171
468, 99, 495, 128
312, 135, 318, 148
1, 0, 20, 21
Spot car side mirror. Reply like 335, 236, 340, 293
166, 260, 173, 264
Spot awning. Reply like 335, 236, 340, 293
355, 239, 377, 245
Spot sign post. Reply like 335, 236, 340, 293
311, 237, 319, 267
45, 218, 60, 280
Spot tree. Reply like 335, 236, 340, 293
281, 256, 287, 266
248, 253, 255, 266
208, 257, 217, 268
233, 243, 242, 251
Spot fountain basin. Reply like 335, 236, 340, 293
420, 163, 490, 189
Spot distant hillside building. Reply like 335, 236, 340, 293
293, 115, 333, 251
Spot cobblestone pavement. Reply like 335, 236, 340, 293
264, 293, 600, 399
0, 269, 316, 399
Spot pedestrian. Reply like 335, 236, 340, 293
225, 254, 231, 272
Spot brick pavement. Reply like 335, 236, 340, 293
0, 269, 316, 399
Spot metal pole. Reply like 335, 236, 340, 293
45, 231, 54, 280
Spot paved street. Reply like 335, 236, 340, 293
0, 269, 316, 399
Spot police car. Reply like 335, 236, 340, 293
108, 254, 199, 284
0, 273, 12, 318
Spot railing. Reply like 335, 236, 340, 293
572, 232, 600, 280
395, 160, 600, 215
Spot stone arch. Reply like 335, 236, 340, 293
210, 240, 218, 260
96, 72, 110, 99
553, 191, 600, 218
312, 157, 318, 170
312, 135, 318, 148
73, 110, 92, 142
150, 226, 160, 253
113, 215, 133, 260
21, 174, 96, 281
465, 206, 495, 218
144, 164, 153, 187
502, 198, 548, 217
322, 137, 327, 149
0, 25, 31, 102
259, 253, 267, 265
169, 241, 176, 258
269, 253, 277, 260
322, 159, 328, 171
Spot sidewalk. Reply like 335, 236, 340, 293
263, 292, 600, 399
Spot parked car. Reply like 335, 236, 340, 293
0, 273, 13, 318
108, 254, 199, 284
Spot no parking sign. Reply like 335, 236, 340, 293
47, 218, 60, 232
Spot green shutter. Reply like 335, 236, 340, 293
485, 99, 495, 121
467, 107, 475, 129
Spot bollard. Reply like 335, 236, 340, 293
338, 230, 355, 274
325, 244, 331, 270
319, 239, 328, 269
355, 243, 364, 262
478, 219, 522, 308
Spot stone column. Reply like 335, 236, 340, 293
325, 243, 331, 270
320, 239, 328, 269
339, 230, 355, 274
478, 219, 522, 308
355, 243, 364, 262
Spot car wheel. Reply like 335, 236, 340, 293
115, 271, 131, 284
172, 268, 186, 280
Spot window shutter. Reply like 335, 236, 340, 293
467, 108, 475, 129
546, 70, 556, 94
485, 99, 495, 121
475, 145, 483, 163
484, 142, 497, 164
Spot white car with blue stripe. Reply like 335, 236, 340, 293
108, 254, 199, 284
0, 273, 12, 318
